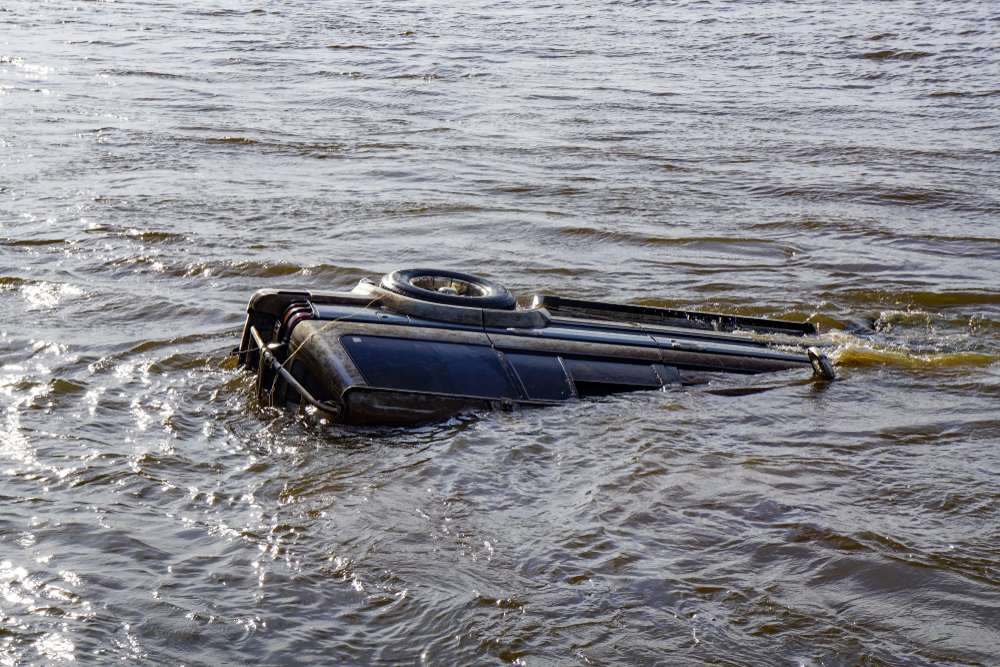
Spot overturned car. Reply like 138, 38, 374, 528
236, 269, 835, 425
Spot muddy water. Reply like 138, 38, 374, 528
2, 1, 999, 665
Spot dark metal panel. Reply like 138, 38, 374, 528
653, 364, 683, 385
658, 347, 810, 374
485, 332, 663, 362
289, 359, 336, 403
649, 334, 809, 363
563, 358, 664, 387
298, 320, 490, 345
486, 321, 657, 348
342, 388, 497, 425
503, 352, 576, 401
533, 294, 818, 336
287, 320, 369, 396
340, 335, 520, 400
313, 304, 410, 325
287, 318, 506, 399
405, 315, 490, 332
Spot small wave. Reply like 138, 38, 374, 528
824, 329, 999, 370
3, 238, 69, 246
833, 344, 997, 369
552, 228, 797, 258
859, 50, 933, 60
205, 136, 262, 145
874, 291, 1000, 310
0, 276, 31, 289
120, 229, 192, 243
739, 181, 997, 214
13, 281, 87, 310
101, 69, 186, 79
184, 8, 244, 17
175, 134, 347, 156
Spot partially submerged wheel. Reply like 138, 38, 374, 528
380, 268, 517, 310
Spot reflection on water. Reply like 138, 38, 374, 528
2, 0, 999, 664
0, 558, 90, 664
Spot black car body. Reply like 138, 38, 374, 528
237, 269, 834, 425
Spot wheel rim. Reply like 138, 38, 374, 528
407, 275, 490, 298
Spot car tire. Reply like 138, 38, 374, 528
380, 268, 517, 310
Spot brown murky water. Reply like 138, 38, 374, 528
2, 1, 999, 664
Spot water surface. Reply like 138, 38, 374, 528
2, 1, 999, 665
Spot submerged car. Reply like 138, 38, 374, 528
236, 269, 835, 425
